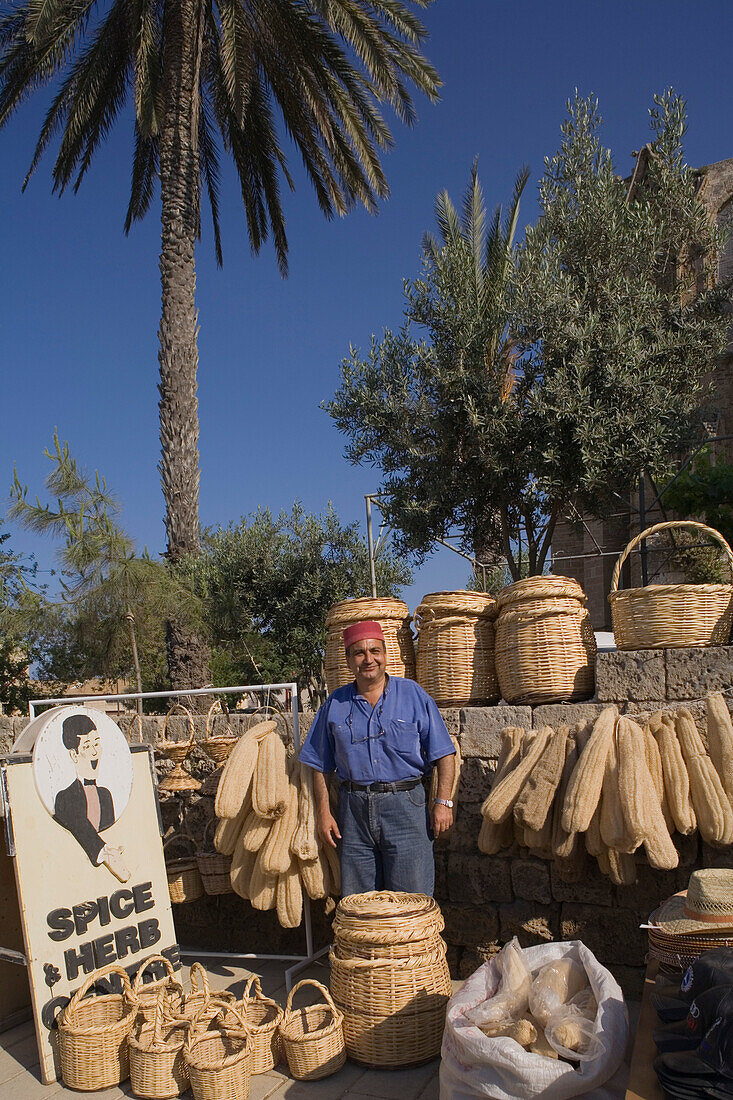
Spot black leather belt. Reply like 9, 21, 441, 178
341, 778, 422, 793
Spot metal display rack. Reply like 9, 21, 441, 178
26, 682, 329, 990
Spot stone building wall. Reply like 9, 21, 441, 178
2, 646, 732, 1001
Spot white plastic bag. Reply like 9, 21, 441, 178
440, 940, 629, 1100
467, 938, 531, 1033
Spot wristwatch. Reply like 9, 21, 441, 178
434, 798, 454, 808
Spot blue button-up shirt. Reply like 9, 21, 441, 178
299, 676, 455, 784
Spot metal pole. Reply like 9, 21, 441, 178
365, 495, 377, 598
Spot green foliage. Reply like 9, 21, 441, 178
0, 529, 44, 712
328, 91, 731, 578
184, 502, 411, 695
8, 434, 200, 690
657, 450, 733, 582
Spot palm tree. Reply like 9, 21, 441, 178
0, 0, 440, 686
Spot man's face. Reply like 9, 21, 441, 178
70, 729, 101, 780
346, 638, 387, 690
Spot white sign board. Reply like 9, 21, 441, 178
1, 705, 180, 1083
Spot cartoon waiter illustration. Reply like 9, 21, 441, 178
53, 713, 130, 881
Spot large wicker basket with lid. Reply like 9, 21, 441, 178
415, 590, 499, 706
494, 575, 596, 704
324, 598, 415, 694
329, 891, 451, 1067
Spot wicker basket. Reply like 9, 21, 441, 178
128, 992, 189, 1098
494, 575, 597, 704
157, 703, 201, 793
608, 520, 733, 650
180, 962, 235, 1026
165, 834, 204, 905
57, 962, 138, 1091
132, 954, 184, 1024
330, 892, 451, 1068
324, 597, 415, 693
184, 1002, 251, 1100
415, 590, 499, 706
279, 979, 346, 1081
196, 819, 233, 896
237, 975, 283, 1073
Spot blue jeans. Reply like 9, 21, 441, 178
337, 783, 435, 896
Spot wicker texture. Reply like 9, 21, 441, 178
157, 704, 200, 793
180, 962, 235, 1025
128, 993, 188, 1098
237, 976, 283, 1073
494, 575, 596, 704
196, 819, 233, 895
58, 962, 137, 1091
184, 1003, 251, 1100
324, 598, 415, 693
279, 979, 346, 1081
165, 834, 204, 904
330, 892, 451, 1068
609, 520, 733, 650
647, 927, 733, 970
132, 954, 184, 1024
415, 590, 499, 706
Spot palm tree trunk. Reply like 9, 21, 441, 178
158, 0, 211, 694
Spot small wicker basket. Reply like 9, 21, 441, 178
165, 834, 204, 905
324, 597, 415, 693
180, 962, 235, 1026
157, 703, 201, 793
132, 954, 184, 1025
415, 590, 499, 706
608, 520, 733, 649
57, 962, 138, 1091
128, 992, 189, 1099
196, 819, 233, 896
184, 1002, 251, 1100
237, 975, 283, 1073
279, 978, 346, 1081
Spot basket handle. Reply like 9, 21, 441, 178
162, 702, 197, 747
64, 962, 135, 1019
242, 974, 280, 1011
205, 698, 231, 739
610, 520, 733, 594
128, 713, 144, 744
284, 978, 340, 1021
246, 700, 285, 728
163, 832, 198, 861
132, 952, 176, 995
188, 960, 210, 999
201, 817, 217, 851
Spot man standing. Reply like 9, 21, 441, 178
299, 621, 456, 896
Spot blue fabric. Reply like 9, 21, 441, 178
337, 784, 435, 895
299, 676, 455, 783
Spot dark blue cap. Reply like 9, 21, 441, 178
652, 949, 733, 1022
655, 987, 733, 1054
655, 987, 733, 1092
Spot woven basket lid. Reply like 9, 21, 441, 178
416, 590, 497, 620
497, 574, 588, 611
326, 597, 409, 628
333, 891, 444, 944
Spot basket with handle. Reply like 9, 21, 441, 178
494, 575, 597, 704
202, 699, 238, 765
184, 1001, 251, 1100
196, 819, 233, 896
237, 975, 283, 1073
57, 962, 138, 1091
608, 520, 733, 649
164, 834, 204, 904
180, 961, 235, 1026
128, 990, 189, 1098
324, 597, 415, 693
279, 978, 345, 1081
157, 703, 201, 793
415, 590, 499, 706
132, 953, 184, 1025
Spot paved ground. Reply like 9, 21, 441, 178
0, 956, 442, 1099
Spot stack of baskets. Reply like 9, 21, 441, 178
329, 891, 452, 1068
324, 598, 415, 693
415, 590, 499, 706
608, 520, 733, 649
494, 575, 597, 704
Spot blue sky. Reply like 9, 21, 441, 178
2, 0, 732, 608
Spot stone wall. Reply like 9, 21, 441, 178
3, 648, 732, 1000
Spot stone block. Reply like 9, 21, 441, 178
614, 862, 692, 916
460, 707, 532, 757
434, 850, 449, 902
457, 758, 496, 803
531, 703, 612, 736
622, 701, 708, 747
439, 708, 461, 738
560, 903, 647, 967
446, 944, 461, 980
702, 842, 733, 870
459, 947, 497, 980
499, 900, 558, 946
436, 800, 483, 853
608, 965, 646, 1001
665, 647, 733, 701
442, 904, 499, 948
595, 650, 666, 702
447, 854, 512, 906
550, 860, 614, 906
511, 858, 552, 905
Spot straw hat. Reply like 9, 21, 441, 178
649, 870, 733, 936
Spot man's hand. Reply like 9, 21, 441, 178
431, 803, 453, 839
316, 810, 341, 849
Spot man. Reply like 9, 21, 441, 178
54, 713, 130, 881
299, 621, 456, 896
